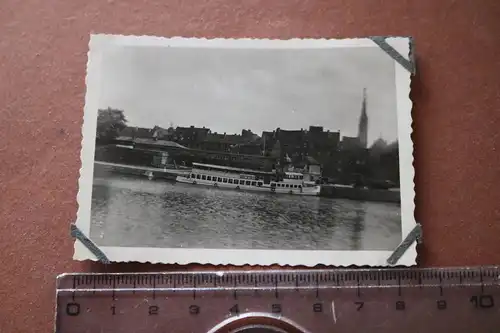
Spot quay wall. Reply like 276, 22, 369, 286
93, 161, 400, 204
320, 185, 401, 204
93, 162, 180, 181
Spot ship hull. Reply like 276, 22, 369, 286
176, 176, 321, 196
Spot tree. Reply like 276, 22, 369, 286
96, 107, 128, 144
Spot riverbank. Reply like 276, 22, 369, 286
320, 184, 400, 204
93, 161, 189, 181
93, 161, 400, 204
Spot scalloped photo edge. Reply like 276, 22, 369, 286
73, 34, 417, 267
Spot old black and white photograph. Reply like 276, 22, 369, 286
74, 35, 416, 265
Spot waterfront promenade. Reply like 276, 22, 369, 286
93, 161, 190, 180
93, 161, 400, 204
321, 184, 400, 204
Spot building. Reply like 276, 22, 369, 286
340, 136, 361, 150
338, 89, 369, 151
333, 89, 371, 182
368, 139, 400, 184
276, 128, 308, 162
304, 156, 322, 182
357, 88, 368, 149
196, 129, 262, 154
174, 126, 211, 148
118, 126, 156, 140
151, 125, 172, 140
176, 149, 276, 171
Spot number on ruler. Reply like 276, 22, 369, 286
313, 303, 323, 313
437, 300, 447, 310
354, 301, 364, 311
65, 303, 80, 316
189, 305, 200, 315
395, 301, 405, 311
149, 305, 159, 315
271, 304, 282, 314
470, 295, 495, 309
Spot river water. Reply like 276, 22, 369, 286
89, 175, 402, 251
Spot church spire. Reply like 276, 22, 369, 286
357, 88, 368, 148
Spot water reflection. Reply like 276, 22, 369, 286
89, 175, 401, 251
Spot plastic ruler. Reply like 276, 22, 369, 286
55, 266, 500, 333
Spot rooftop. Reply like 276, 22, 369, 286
192, 162, 275, 175
115, 136, 189, 149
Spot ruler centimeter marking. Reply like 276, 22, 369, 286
63, 268, 500, 289
56, 267, 500, 333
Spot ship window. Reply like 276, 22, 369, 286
285, 184, 289, 188
228, 179, 233, 184
223, 178, 228, 183
218, 177, 222, 182
299, 175, 303, 180
202, 175, 206, 180
239, 180, 245, 185
298, 185, 302, 189
207, 176, 212, 181
245, 180, 251, 186
191, 173, 195, 178
251, 181, 256, 186
258, 182, 263, 187
196, 174, 201, 179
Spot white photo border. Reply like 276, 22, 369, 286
74, 34, 416, 266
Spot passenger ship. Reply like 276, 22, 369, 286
176, 163, 321, 196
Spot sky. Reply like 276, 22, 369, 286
98, 43, 398, 146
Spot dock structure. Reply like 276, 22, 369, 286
320, 184, 401, 204
93, 161, 190, 180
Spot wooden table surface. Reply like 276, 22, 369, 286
1, 1, 500, 332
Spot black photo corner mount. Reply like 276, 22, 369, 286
70, 223, 111, 264
386, 223, 423, 265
